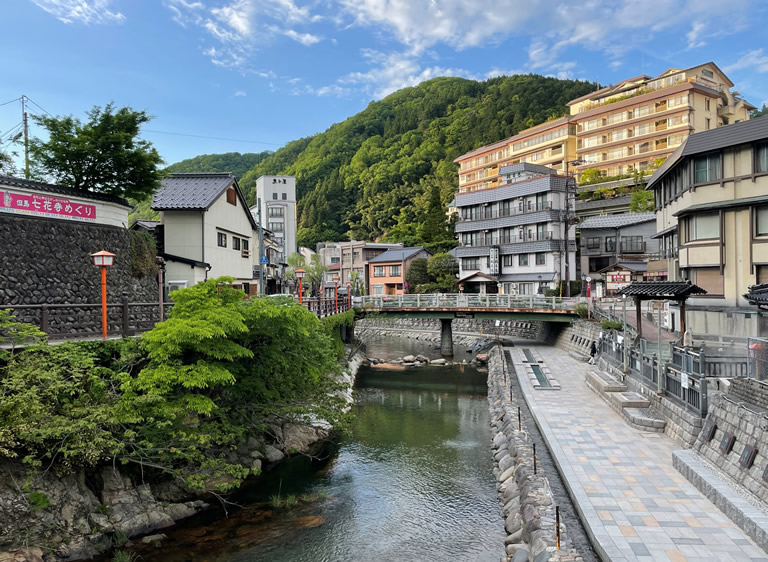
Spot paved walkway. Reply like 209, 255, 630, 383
512, 344, 768, 562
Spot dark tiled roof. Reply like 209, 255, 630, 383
616, 281, 707, 298
648, 116, 768, 190
153, 173, 257, 229
130, 220, 160, 231
161, 252, 209, 269
598, 261, 648, 273
744, 283, 768, 306
578, 212, 655, 230
368, 246, 430, 263
153, 173, 235, 210
0, 174, 130, 206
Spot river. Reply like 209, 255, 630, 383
126, 337, 505, 561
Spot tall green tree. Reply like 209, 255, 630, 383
30, 103, 164, 200
419, 181, 447, 243
404, 258, 430, 292
427, 253, 459, 292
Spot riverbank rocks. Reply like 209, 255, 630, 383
486, 346, 584, 562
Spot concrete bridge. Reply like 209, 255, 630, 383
357, 294, 583, 356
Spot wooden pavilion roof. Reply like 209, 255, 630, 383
616, 281, 707, 300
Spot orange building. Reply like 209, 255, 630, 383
367, 247, 432, 295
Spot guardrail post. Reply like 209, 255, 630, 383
417, 294, 421, 307
699, 346, 707, 376
121, 292, 130, 337
40, 304, 49, 333
700, 377, 708, 416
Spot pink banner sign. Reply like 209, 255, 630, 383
0, 190, 97, 221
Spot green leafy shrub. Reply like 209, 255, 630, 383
601, 319, 624, 331
573, 303, 589, 319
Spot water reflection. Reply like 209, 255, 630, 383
128, 345, 504, 562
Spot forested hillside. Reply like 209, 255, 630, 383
236, 75, 597, 247
166, 151, 273, 179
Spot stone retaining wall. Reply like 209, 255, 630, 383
693, 393, 768, 504
356, 317, 552, 342
553, 320, 602, 357
728, 378, 768, 411
487, 347, 582, 562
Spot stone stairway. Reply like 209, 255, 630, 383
585, 368, 666, 433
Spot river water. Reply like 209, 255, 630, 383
129, 337, 505, 561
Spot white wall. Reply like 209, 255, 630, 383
255, 176, 297, 260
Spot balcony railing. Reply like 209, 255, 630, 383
458, 201, 553, 223
459, 231, 554, 247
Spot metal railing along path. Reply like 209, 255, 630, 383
358, 293, 587, 311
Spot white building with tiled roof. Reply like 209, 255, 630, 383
152, 173, 257, 294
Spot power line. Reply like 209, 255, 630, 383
0, 97, 20, 107
25, 97, 53, 118
143, 129, 282, 146
0, 122, 23, 142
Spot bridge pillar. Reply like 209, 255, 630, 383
440, 318, 453, 357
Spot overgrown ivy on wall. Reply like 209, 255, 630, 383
129, 230, 158, 278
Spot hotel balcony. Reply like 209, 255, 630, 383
457, 201, 553, 222
459, 231, 555, 247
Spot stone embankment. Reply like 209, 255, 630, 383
0, 346, 366, 562
486, 347, 583, 562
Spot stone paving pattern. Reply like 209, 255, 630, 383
514, 344, 768, 562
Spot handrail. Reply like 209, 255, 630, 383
358, 294, 585, 311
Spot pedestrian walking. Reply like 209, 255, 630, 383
588, 340, 598, 365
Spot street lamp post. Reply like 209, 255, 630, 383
295, 268, 305, 305
585, 276, 592, 319
346, 280, 352, 310
622, 294, 628, 373
333, 275, 340, 314
563, 158, 585, 297
90, 250, 116, 341
657, 299, 663, 393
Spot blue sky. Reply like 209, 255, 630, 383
2, 0, 768, 170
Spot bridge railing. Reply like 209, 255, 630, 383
301, 297, 351, 318
358, 293, 585, 310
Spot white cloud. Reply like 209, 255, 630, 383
276, 28, 322, 46
234, 90, 247, 96
725, 49, 768, 73
339, 50, 476, 99
32, 0, 125, 24
211, 0, 254, 37
686, 21, 707, 49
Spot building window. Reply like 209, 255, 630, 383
374, 266, 386, 277
268, 206, 284, 217
331, 257, 340, 264
694, 153, 720, 183
502, 255, 514, 267
705, 98, 711, 111
757, 207, 768, 236
705, 118, 711, 130
691, 267, 724, 295
702, 68, 714, 78
605, 236, 616, 252
373, 285, 384, 295
233, 237, 241, 250
282, 193, 287, 200
217, 232, 227, 247
389, 265, 401, 277
226, 188, 237, 205
242, 239, 249, 253
536, 253, 546, 266
586, 237, 600, 250
268, 222, 284, 232
519, 254, 529, 266
757, 142, 768, 173
463, 257, 480, 270
273, 193, 278, 200
621, 236, 644, 253
688, 213, 719, 240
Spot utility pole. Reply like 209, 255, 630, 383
258, 198, 264, 294
563, 159, 585, 297
21, 95, 30, 179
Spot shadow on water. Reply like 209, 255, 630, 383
114, 337, 504, 562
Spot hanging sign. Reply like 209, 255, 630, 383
1, 189, 96, 222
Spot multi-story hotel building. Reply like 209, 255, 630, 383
646, 117, 768, 337
570, 62, 753, 178
454, 163, 576, 295
454, 62, 752, 196
249, 175, 297, 268
457, 117, 577, 193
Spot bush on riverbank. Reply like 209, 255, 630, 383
0, 278, 350, 493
